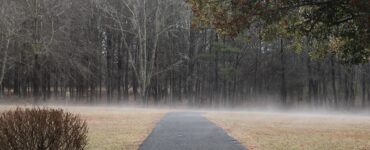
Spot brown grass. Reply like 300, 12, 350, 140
0, 105, 166, 150
205, 111, 370, 150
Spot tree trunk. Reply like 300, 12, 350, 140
33, 54, 41, 101
361, 65, 367, 107
280, 38, 287, 105
124, 47, 129, 100
344, 68, 349, 106
214, 34, 220, 105
253, 39, 261, 97
331, 56, 338, 107
117, 37, 123, 102
106, 31, 113, 103
132, 72, 138, 101
0, 39, 9, 87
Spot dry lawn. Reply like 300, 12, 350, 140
0, 105, 166, 150
206, 111, 370, 150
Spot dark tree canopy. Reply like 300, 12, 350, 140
1, 0, 370, 109
187, 0, 370, 64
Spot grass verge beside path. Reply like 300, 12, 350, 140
0, 105, 167, 150
205, 112, 370, 150
71, 107, 166, 150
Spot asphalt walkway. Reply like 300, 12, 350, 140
139, 112, 247, 150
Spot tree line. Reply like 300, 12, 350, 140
0, 0, 369, 108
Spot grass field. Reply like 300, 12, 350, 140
0, 105, 166, 150
206, 111, 370, 150
2, 104, 370, 150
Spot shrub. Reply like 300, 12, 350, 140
0, 107, 88, 150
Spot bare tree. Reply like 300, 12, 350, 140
95, 0, 187, 102
0, 0, 26, 87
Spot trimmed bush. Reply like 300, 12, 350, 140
0, 108, 88, 150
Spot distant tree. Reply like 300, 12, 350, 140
187, 0, 370, 64
0, 0, 25, 87
96, 0, 188, 102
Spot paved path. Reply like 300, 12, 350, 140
139, 112, 247, 150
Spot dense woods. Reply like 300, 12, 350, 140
0, 0, 369, 108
